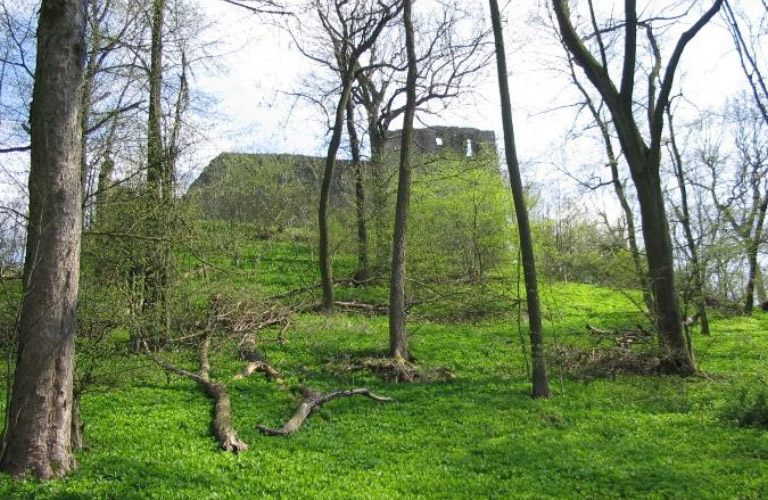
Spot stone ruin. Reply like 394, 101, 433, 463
384, 126, 496, 157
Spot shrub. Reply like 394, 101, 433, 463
722, 384, 768, 429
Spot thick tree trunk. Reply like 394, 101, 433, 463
552, 0, 723, 375
146, 0, 165, 191
388, 0, 417, 361
139, 0, 171, 347
346, 100, 369, 282
490, 0, 550, 398
0, 0, 85, 479
632, 166, 695, 372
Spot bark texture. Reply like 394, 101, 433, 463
490, 0, 550, 398
388, 0, 417, 361
0, 0, 85, 479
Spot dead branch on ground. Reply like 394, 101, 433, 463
143, 333, 248, 452
257, 388, 395, 436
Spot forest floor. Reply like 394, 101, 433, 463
1, 238, 767, 499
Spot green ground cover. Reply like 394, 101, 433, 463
1, 241, 767, 499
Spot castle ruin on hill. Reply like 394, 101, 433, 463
384, 126, 496, 157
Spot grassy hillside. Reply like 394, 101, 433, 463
1, 239, 767, 499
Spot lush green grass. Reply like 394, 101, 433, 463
2, 240, 768, 499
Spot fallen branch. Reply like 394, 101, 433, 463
144, 335, 248, 453
586, 323, 652, 348
257, 388, 395, 436
234, 332, 285, 383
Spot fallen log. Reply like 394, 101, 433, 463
257, 388, 395, 436
144, 335, 248, 453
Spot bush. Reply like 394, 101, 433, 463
722, 384, 768, 429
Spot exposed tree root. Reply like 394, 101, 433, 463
144, 335, 248, 453
257, 388, 395, 436
329, 354, 455, 383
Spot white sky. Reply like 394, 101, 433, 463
191, 0, 749, 183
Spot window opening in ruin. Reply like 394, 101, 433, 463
466, 138, 473, 157
436, 137, 443, 147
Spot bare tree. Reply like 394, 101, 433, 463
665, 103, 710, 334
388, 0, 416, 361
354, 1, 491, 269
552, 0, 725, 374
489, 0, 549, 398
702, 97, 768, 315
290, 0, 404, 313
0, 0, 85, 478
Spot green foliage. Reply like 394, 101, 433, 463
535, 214, 640, 288
4, 229, 768, 499
408, 151, 515, 280
186, 153, 321, 234
1, 295, 767, 499
722, 382, 768, 429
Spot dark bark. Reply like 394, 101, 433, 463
552, 0, 724, 374
146, 0, 165, 192
318, 82, 354, 312
0, 0, 85, 479
94, 153, 115, 222
490, 0, 550, 397
388, 0, 417, 361
346, 100, 370, 282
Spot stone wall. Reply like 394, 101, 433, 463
384, 126, 496, 157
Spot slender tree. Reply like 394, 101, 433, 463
346, 99, 369, 282
0, 0, 85, 478
552, 0, 724, 374
298, 0, 403, 312
388, 0, 416, 361
666, 104, 710, 334
489, 0, 549, 398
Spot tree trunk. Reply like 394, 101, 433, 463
745, 241, 759, 315
94, 154, 115, 223
388, 0, 417, 361
490, 0, 550, 397
139, 0, 170, 347
319, 82, 354, 313
552, 0, 723, 375
632, 165, 695, 372
346, 100, 369, 282
0, 0, 85, 478
146, 0, 165, 192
